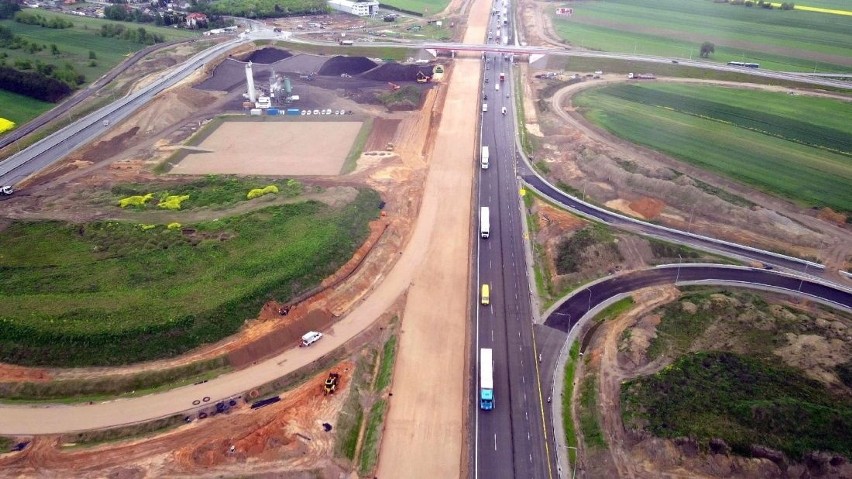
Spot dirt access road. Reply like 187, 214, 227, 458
375, 0, 491, 476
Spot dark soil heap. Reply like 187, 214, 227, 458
360, 63, 433, 82
244, 48, 293, 64
318, 56, 378, 76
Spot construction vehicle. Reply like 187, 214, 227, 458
386, 142, 395, 151
323, 373, 340, 395
1, 185, 14, 195
416, 71, 429, 83
388, 82, 401, 91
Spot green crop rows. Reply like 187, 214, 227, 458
0, 188, 381, 366
573, 83, 852, 213
621, 351, 852, 459
551, 0, 852, 71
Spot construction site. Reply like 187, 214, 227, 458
0, 33, 451, 476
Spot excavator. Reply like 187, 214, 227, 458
416, 71, 430, 83
388, 82, 401, 91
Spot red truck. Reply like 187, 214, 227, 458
499, 72, 505, 82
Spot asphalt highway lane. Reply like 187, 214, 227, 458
475, 15, 555, 476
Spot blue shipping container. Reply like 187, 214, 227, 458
286, 108, 301, 116
266, 108, 279, 115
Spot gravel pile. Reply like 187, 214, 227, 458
360, 62, 433, 82
245, 47, 292, 64
271, 54, 330, 74
318, 56, 377, 76
195, 58, 248, 91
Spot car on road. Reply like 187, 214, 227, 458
481, 284, 490, 305
300, 331, 323, 347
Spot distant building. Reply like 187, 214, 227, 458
185, 12, 207, 28
327, 0, 378, 16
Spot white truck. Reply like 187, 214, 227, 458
482, 103, 488, 112
481, 145, 490, 169
480, 206, 490, 238
0, 185, 14, 195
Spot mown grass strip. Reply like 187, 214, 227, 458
562, 342, 581, 463
594, 297, 634, 323
578, 374, 606, 448
358, 399, 387, 476
374, 336, 397, 393
342, 118, 373, 175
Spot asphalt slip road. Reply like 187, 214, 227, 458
545, 266, 852, 333
475, 12, 555, 478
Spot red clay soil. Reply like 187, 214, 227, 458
0, 361, 354, 477
629, 197, 666, 220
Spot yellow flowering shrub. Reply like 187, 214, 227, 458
167, 222, 182, 229
158, 195, 190, 210
140, 224, 157, 230
0, 118, 15, 134
247, 185, 279, 200
118, 193, 154, 208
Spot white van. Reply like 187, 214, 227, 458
482, 103, 488, 112
495, 84, 500, 91
301, 331, 323, 347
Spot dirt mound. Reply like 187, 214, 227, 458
318, 56, 377, 76
629, 197, 666, 219
244, 47, 292, 64
360, 63, 433, 82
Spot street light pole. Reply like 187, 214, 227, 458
586, 288, 592, 313
676, 254, 682, 284
566, 446, 578, 479
798, 263, 808, 292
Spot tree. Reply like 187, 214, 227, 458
50, 43, 59, 55
700, 42, 715, 58
88, 50, 96, 60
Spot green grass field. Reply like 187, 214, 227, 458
380, 0, 450, 15
573, 83, 852, 213
0, 187, 380, 366
790, 0, 852, 10
551, 0, 852, 71
0, 89, 54, 128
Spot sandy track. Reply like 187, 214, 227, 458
375, 58, 479, 479
375, 0, 490, 475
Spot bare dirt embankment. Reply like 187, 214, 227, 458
0, 362, 355, 478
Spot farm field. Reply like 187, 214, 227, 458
0, 10, 198, 129
0, 184, 381, 367
0, 90, 53, 128
572, 83, 852, 213
551, 0, 852, 71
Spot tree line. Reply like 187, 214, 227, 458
0, 66, 74, 102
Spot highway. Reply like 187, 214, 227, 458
0, 19, 849, 479
474, 6, 555, 479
